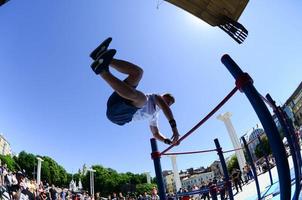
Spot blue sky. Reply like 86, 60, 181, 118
0, 1, 301, 176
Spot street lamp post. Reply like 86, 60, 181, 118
87, 168, 96, 197
36, 157, 44, 186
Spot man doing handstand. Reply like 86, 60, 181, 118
89, 38, 179, 145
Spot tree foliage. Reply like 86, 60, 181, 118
40, 156, 69, 186
0, 154, 17, 171
255, 136, 272, 159
79, 165, 148, 196
136, 183, 157, 195
11, 151, 150, 195
227, 155, 239, 173
15, 151, 36, 179
12, 151, 71, 187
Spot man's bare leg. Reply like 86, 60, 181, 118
99, 59, 146, 108
110, 59, 143, 87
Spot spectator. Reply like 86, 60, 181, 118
137, 194, 144, 200
192, 184, 199, 200
151, 187, 159, 200
60, 188, 68, 200
167, 193, 174, 200
112, 192, 118, 200
181, 189, 190, 200
143, 191, 151, 200
28, 179, 36, 197
118, 192, 125, 200
200, 182, 210, 200
218, 178, 227, 200
231, 169, 242, 194
244, 164, 253, 181
242, 167, 248, 184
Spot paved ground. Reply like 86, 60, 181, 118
233, 154, 301, 200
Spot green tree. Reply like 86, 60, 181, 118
15, 151, 36, 178
0, 154, 17, 171
254, 136, 272, 159
151, 177, 157, 184
227, 155, 239, 173
9, 150, 152, 195
41, 159, 51, 183
81, 165, 119, 195
58, 165, 69, 187
126, 172, 146, 185
136, 183, 157, 195
40, 156, 69, 187
66, 173, 73, 187
81, 165, 149, 196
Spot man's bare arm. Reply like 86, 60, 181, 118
154, 95, 180, 144
154, 95, 174, 121
150, 125, 166, 141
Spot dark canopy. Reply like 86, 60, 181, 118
165, 0, 249, 44
165, 0, 249, 26
0, 0, 9, 6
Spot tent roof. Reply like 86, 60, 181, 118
165, 0, 249, 26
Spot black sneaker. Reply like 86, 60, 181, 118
90, 37, 112, 60
90, 49, 116, 75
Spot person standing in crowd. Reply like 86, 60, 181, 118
111, 192, 118, 200
49, 184, 57, 200
242, 167, 248, 184
60, 188, 68, 200
167, 193, 174, 200
235, 168, 244, 185
192, 184, 199, 200
94, 192, 101, 200
181, 189, 190, 200
27, 179, 37, 198
218, 177, 227, 200
231, 169, 242, 194
143, 191, 151, 200
151, 187, 159, 200
118, 192, 125, 200
200, 182, 210, 200
245, 164, 254, 181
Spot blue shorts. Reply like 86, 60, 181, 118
106, 92, 139, 125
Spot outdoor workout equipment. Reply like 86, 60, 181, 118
257, 135, 274, 186
164, 0, 249, 44
261, 94, 302, 200
150, 55, 293, 200
151, 78, 238, 199
152, 137, 235, 200
214, 139, 234, 200
222, 135, 271, 200
222, 131, 274, 199
175, 181, 226, 200
221, 54, 291, 200
241, 136, 261, 200
161, 87, 238, 155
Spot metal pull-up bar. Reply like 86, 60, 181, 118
161, 87, 238, 155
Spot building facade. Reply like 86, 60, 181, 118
181, 171, 215, 190
210, 160, 223, 178
248, 128, 265, 161
285, 81, 302, 127
0, 133, 11, 155
163, 171, 176, 193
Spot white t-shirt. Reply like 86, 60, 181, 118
132, 94, 160, 126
